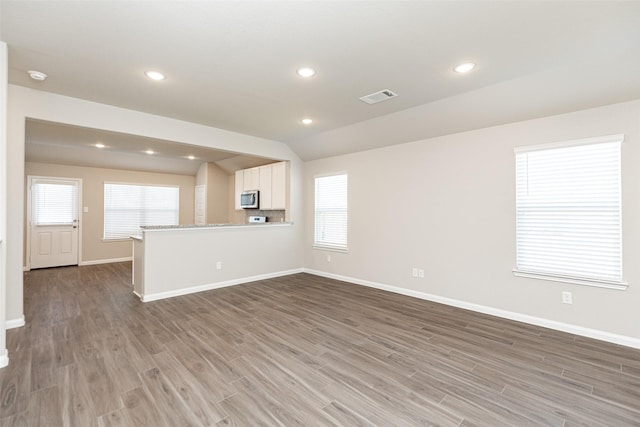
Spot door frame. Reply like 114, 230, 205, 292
26, 175, 83, 271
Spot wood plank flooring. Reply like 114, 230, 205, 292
1, 262, 639, 426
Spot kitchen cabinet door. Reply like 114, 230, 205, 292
235, 170, 243, 210
243, 168, 260, 191
259, 165, 272, 210
242, 169, 253, 191
251, 168, 260, 190
271, 162, 287, 210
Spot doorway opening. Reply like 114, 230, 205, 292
26, 176, 82, 270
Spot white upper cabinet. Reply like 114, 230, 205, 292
234, 170, 244, 210
243, 168, 259, 191
259, 165, 273, 210
234, 161, 288, 211
270, 161, 287, 210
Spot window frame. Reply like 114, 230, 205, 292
103, 181, 180, 241
313, 172, 348, 253
512, 134, 627, 290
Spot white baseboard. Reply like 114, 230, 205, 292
0, 349, 8, 369
141, 268, 305, 302
6, 315, 25, 329
79, 257, 132, 266
304, 269, 640, 350
25, 257, 131, 270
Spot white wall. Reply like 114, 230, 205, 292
6, 85, 305, 326
0, 42, 9, 367
305, 100, 640, 345
140, 224, 299, 301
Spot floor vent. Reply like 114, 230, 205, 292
359, 89, 398, 105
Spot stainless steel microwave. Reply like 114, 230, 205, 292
240, 190, 259, 209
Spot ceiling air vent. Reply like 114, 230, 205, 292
359, 89, 398, 105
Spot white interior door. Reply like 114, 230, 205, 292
29, 177, 80, 269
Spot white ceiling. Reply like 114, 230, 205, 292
3, 1, 640, 163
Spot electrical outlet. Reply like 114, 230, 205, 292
216, 261, 222, 270
412, 268, 418, 278
562, 291, 572, 304
327, 254, 331, 262
418, 269, 424, 278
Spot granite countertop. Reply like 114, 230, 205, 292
140, 222, 293, 231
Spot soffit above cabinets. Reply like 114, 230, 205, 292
25, 119, 276, 176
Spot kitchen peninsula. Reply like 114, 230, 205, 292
131, 221, 300, 302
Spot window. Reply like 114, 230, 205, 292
104, 183, 179, 240
514, 135, 623, 288
33, 181, 77, 225
314, 173, 348, 251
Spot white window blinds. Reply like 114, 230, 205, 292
515, 136, 622, 284
314, 174, 348, 251
33, 181, 77, 225
104, 183, 179, 239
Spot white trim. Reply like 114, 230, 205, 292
140, 268, 304, 302
25, 260, 141, 270
313, 170, 348, 179
0, 349, 8, 369
304, 269, 640, 350
513, 269, 628, 291
6, 316, 25, 329
513, 133, 624, 154
78, 257, 132, 266
312, 245, 349, 253
104, 180, 180, 189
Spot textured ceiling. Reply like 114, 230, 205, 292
3, 1, 640, 164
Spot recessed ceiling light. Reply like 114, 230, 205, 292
28, 70, 47, 81
296, 67, 316, 78
187, 155, 195, 160
454, 62, 476, 73
144, 70, 166, 81
95, 143, 105, 148
145, 149, 154, 155
301, 118, 313, 125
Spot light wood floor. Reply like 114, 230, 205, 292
1, 263, 639, 426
